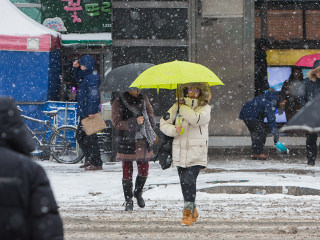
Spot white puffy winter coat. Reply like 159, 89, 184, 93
160, 98, 211, 168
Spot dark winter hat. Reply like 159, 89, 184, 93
312, 60, 320, 69
0, 97, 35, 155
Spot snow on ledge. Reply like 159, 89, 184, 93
61, 33, 112, 41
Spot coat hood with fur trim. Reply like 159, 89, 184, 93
176, 82, 212, 106
307, 60, 320, 82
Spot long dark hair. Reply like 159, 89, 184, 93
288, 66, 303, 82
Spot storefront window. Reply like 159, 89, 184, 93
11, 0, 41, 22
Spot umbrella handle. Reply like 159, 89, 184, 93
178, 118, 183, 135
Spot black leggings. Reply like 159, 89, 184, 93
177, 166, 202, 202
76, 121, 102, 166
306, 133, 318, 162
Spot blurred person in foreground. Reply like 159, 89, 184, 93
73, 55, 103, 170
239, 89, 287, 160
111, 89, 157, 211
160, 83, 211, 226
303, 60, 320, 166
0, 97, 63, 240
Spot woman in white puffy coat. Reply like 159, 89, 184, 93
160, 82, 211, 226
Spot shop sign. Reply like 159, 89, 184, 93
41, 0, 111, 33
27, 38, 40, 50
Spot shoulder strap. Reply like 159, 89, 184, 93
110, 92, 121, 105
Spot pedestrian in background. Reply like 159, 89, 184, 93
303, 60, 320, 166
254, 38, 271, 96
111, 90, 156, 211
239, 89, 287, 160
160, 83, 211, 226
0, 97, 64, 240
73, 55, 103, 170
280, 66, 305, 122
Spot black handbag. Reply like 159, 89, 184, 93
155, 115, 177, 170
155, 134, 174, 170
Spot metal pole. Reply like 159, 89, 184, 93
64, 102, 68, 126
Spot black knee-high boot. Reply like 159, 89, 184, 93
122, 179, 133, 211
133, 176, 147, 208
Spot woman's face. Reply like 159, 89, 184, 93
315, 69, 320, 79
128, 89, 141, 98
187, 87, 200, 99
293, 69, 301, 79
80, 65, 87, 71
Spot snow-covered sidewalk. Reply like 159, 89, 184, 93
40, 158, 320, 205
38, 158, 320, 239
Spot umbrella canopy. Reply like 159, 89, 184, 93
129, 60, 224, 89
280, 94, 320, 133
100, 63, 154, 92
296, 53, 320, 67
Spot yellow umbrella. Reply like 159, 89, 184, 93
129, 60, 224, 90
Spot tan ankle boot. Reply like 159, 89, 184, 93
192, 207, 199, 223
181, 209, 193, 226
251, 153, 269, 160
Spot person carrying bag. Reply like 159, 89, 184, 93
111, 90, 157, 211
81, 112, 106, 136
160, 83, 212, 226
73, 55, 103, 171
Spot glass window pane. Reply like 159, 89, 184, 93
19, 8, 41, 22
11, 0, 41, 3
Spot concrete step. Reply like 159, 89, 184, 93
199, 185, 320, 196
208, 136, 308, 159
208, 136, 306, 147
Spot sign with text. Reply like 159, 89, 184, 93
41, 0, 111, 33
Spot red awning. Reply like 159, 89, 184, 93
0, 34, 61, 52
0, 0, 61, 52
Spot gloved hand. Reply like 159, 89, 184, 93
273, 133, 279, 145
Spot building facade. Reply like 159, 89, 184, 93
12, 0, 320, 136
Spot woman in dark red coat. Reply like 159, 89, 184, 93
111, 90, 156, 211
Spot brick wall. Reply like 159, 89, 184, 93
267, 10, 303, 41
306, 10, 320, 40
255, 10, 261, 39
255, 9, 320, 41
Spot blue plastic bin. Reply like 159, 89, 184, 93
44, 101, 78, 127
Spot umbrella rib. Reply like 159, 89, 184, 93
281, 125, 316, 133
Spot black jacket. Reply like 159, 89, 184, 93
73, 55, 101, 118
0, 97, 64, 240
304, 78, 320, 103
254, 48, 270, 96
303, 60, 320, 105
239, 91, 279, 135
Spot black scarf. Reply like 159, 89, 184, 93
120, 93, 156, 147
